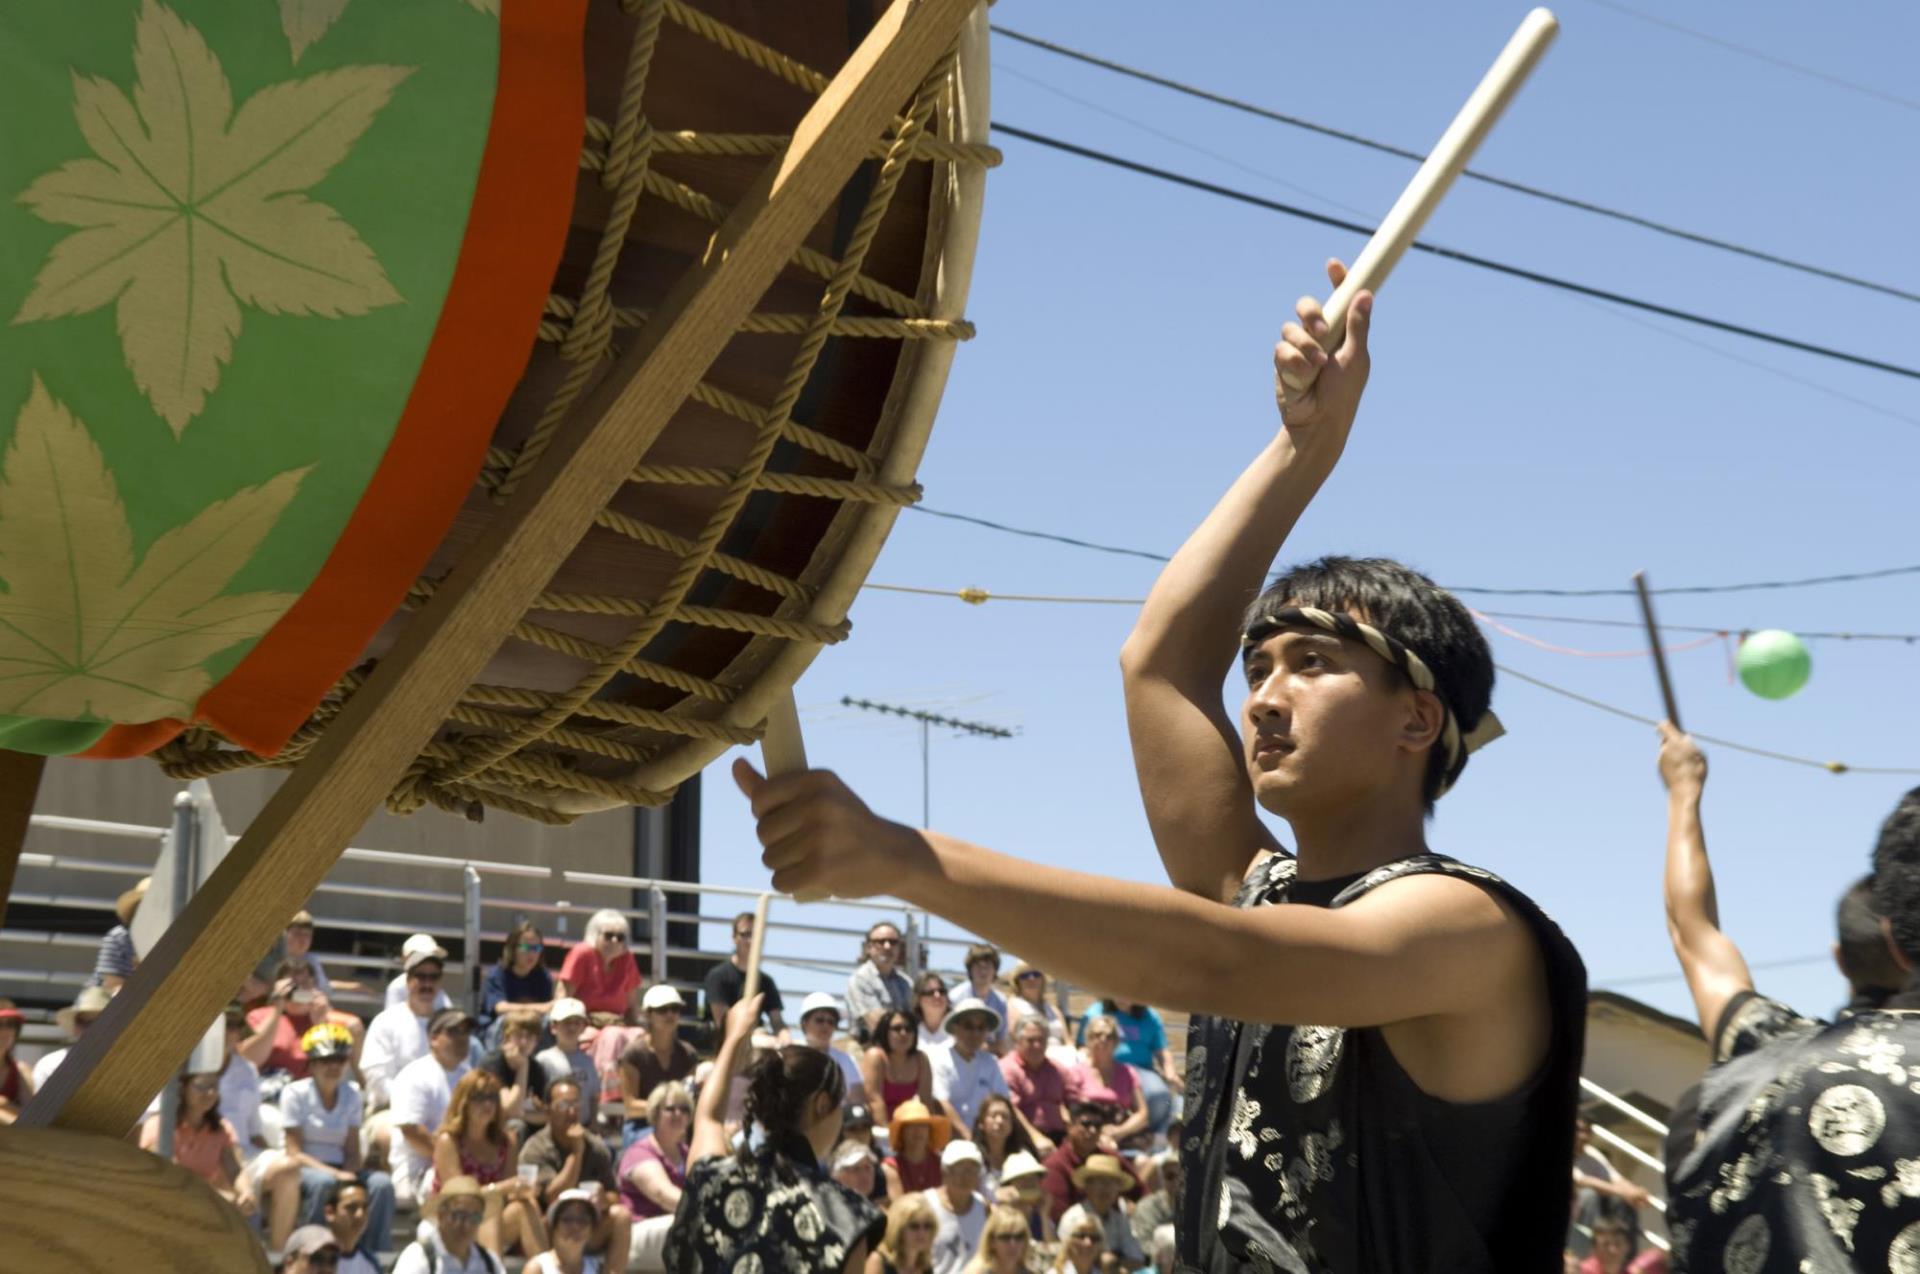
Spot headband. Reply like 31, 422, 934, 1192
0, 1007, 23, 1026
1241, 605, 1505, 797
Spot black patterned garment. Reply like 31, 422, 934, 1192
664, 1133, 886, 1273
1665, 987, 1920, 1271
1178, 851, 1588, 1273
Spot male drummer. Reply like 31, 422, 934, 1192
1656, 726, 1920, 1265
734, 261, 1587, 1271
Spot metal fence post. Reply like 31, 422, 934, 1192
154, 791, 196, 1164
648, 885, 668, 987
904, 912, 922, 983
463, 866, 482, 1014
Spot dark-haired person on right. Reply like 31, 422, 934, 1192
1656, 725, 1920, 1268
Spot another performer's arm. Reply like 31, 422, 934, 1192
688, 993, 763, 1168
1657, 723, 1754, 1039
1119, 261, 1373, 902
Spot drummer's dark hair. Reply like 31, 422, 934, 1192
1244, 555, 1494, 811
1836, 875, 1904, 1003
740, 1044, 845, 1163
1871, 787, 1920, 963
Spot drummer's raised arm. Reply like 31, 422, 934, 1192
1118, 262, 1374, 903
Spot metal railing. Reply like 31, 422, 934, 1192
8, 799, 1684, 1252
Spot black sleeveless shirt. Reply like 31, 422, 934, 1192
1177, 852, 1588, 1273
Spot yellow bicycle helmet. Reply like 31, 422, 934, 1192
300, 1021, 354, 1060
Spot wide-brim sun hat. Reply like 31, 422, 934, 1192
56, 984, 113, 1032
114, 876, 150, 925
423, 1175, 503, 1222
999, 1150, 1045, 1185
887, 1098, 951, 1155
1070, 1153, 1136, 1191
545, 1185, 600, 1231
941, 995, 1001, 1033
799, 991, 842, 1022
641, 984, 684, 1012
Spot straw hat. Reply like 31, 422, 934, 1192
423, 1175, 502, 1222
1070, 1153, 1136, 1191
999, 1150, 1045, 1185
114, 877, 150, 925
56, 985, 112, 1033
886, 1098, 951, 1155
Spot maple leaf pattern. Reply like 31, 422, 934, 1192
12, 0, 412, 434
0, 378, 305, 721
279, 0, 497, 64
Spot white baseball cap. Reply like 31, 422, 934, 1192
401, 933, 448, 967
799, 991, 842, 1022
999, 1150, 1045, 1184
549, 997, 588, 1023
641, 984, 684, 1011
940, 1139, 984, 1169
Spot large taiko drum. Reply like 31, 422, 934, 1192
0, 0, 992, 821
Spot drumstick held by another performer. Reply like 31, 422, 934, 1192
734, 264, 1589, 1271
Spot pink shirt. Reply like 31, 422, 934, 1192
1000, 1053, 1069, 1135
617, 1133, 686, 1219
1068, 1059, 1138, 1113
558, 943, 641, 1017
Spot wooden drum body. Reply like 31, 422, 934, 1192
0, 0, 992, 821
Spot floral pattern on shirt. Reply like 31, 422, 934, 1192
665, 1135, 884, 1273
1667, 990, 1920, 1271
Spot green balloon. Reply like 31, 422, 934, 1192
1736, 629, 1811, 700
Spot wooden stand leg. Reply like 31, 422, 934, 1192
0, 749, 47, 929
19, 0, 982, 1138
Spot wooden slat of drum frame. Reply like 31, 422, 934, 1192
0, 750, 47, 928
21, 0, 982, 1138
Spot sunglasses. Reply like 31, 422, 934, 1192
514, 942, 542, 953
888, 1023, 915, 1034
441, 1206, 485, 1225
410, 970, 443, 983
905, 1221, 936, 1232
188, 1079, 220, 1093
305, 1257, 340, 1271
991, 1233, 1027, 1245
658, 1104, 692, 1115
919, 987, 947, 999
600, 932, 629, 944
733, 930, 755, 940
868, 936, 901, 947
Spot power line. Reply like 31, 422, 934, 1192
1578, 0, 1920, 115
1596, 950, 1833, 991
991, 123, 1920, 384
901, 505, 1920, 598
991, 24, 1920, 303
998, 62, 1920, 434
857, 582, 1920, 776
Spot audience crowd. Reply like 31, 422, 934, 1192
19, 906, 1270, 1271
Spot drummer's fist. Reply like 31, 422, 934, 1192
1275, 258, 1373, 448
733, 760, 925, 901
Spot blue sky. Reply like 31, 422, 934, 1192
698, 1, 1920, 1028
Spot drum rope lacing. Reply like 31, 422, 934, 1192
153, 0, 994, 822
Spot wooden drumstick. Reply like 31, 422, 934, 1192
1633, 572, 1684, 730
741, 892, 773, 1005
1281, 8, 1559, 391
760, 689, 831, 904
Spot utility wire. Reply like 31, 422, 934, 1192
1000, 64, 1920, 434
1596, 950, 1833, 990
902, 505, 1920, 599
1578, 0, 1920, 116
991, 123, 1920, 384
992, 25, 1920, 303
859, 582, 1920, 777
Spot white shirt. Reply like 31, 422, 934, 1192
388, 1055, 470, 1185
526, 1254, 603, 1274
30, 1047, 68, 1091
919, 1024, 952, 1052
392, 1233, 503, 1274
337, 1251, 381, 1274
924, 1185, 987, 1274
280, 1077, 365, 1166
928, 1042, 1009, 1135
536, 1045, 599, 1112
823, 1045, 863, 1102
221, 1053, 265, 1160
361, 1003, 432, 1108
385, 972, 454, 1013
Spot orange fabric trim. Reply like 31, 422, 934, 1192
85, 0, 588, 762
